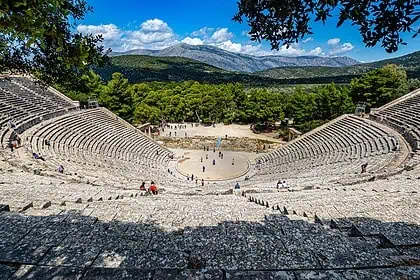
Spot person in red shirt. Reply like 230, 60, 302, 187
149, 181, 158, 195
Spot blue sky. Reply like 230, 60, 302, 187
77, 0, 420, 62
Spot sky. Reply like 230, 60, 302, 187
77, 0, 420, 62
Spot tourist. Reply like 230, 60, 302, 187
213, 159, 216, 165
140, 182, 146, 191
149, 181, 158, 195
232, 158, 235, 165
200, 157, 203, 163
361, 163, 368, 173
174, 131, 177, 136
187, 175, 190, 181
8, 142, 13, 152
201, 179, 204, 187
234, 182, 241, 196
277, 180, 281, 189
213, 147, 215, 153
32, 152, 45, 161
16, 136, 21, 147
283, 180, 288, 189
191, 174, 194, 181
202, 166, 205, 172
185, 132, 187, 137
206, 154, 208, 160
58, 164, 64, 174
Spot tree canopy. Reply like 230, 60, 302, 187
350, 64, 408, 108
0, 0, 109, 84
234, 0, 420, 53
57, 65, 411, 133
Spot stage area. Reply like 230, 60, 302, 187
176, 149, 250, 181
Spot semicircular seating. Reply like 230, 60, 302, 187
370, 89, 420, 152
0, 76, 79, 147
251, 114, 402, 185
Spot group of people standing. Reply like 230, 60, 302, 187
163, 123, 190, 138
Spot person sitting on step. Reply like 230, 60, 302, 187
149, 181, 158, 195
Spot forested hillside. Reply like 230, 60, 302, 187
255, 51, 420, 81
59, 65, 414, 133
97, 51, 420, 85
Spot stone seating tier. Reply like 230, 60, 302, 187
371, 89, 420, 151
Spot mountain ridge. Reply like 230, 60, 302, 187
255, 50, 420, 80
99, 50, 420, 86
111, 43, 359, 73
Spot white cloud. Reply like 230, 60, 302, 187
272, 45, 306, 56
77, 21, 330, 57
210, 28, 234, 43
215, 40, 242, 53
77, 19, 177, 52
191, 27, 214, 38
302, 37, 313, 43
129, 18, 174, 44
77, 24, 121, 40
307, 47, 323, 56
241, 30, 251, 37
140, 19, 171, 33
240, 44, 266, 56
329, 42, 354, 55
181, 37, 204, 46
327, 38, 341, 45
76, 24, 124, 49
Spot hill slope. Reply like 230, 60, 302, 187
97, 55, 277, 85
112, 43, 359, 73
255, 51, 420, 80
365, 51, 420, 68
98, 51, 420, 85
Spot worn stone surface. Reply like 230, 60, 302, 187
0, 264, 17, 279
82, 268, 153, 280
153, 269, 224, 280
0, 204, 10, 212
9, 265, 83, 280
295, 267, 420, 280
226, 270, 295, 280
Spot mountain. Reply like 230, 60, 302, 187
255, 51, 420, 81
99, 50, 420, 86
111, 43, 360, 73
96, 55, 278, 85
364, 50, 420, 68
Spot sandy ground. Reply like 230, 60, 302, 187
160, 123, 283, 143
171, 148, 257, 181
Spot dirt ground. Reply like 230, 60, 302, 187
159, 123, 284, 143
